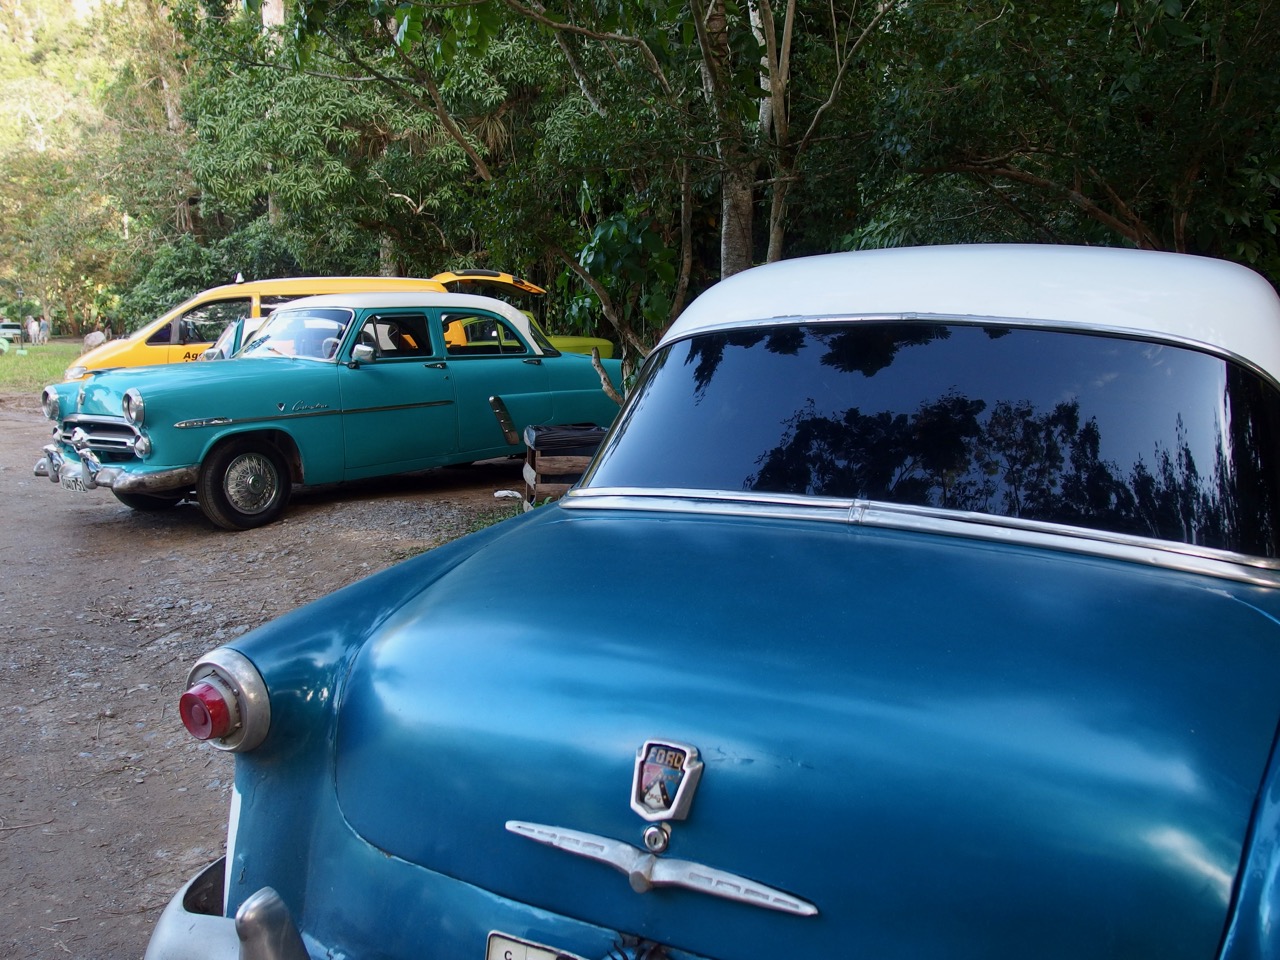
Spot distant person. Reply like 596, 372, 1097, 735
38, 318, 49, 344
26, 317, 38, 344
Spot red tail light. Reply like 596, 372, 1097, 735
180, 648, 271, 752
180, 678, 237, 740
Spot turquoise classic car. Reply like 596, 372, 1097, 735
149, 245, 1280, 959
35, 291, 622, 529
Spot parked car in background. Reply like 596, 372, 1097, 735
63, 275, 461, 381
199, 269, 617, 362
433, 269, 616, 358
0, 319, 22, 341
146, 244, 1280, 960
36, 291, 622, 530
69, 270, 613, 380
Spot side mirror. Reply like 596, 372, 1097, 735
350, 343, 376, 366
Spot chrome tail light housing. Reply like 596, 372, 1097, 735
180, 648, 270, 752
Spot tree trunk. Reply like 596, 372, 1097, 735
721, 164, 755, 277
261, 0, 285, 27
379, 236, 399, 276
696, 0, 757, 277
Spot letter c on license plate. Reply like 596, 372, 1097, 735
485, 932, 586, 960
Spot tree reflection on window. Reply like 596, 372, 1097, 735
599, 323, 1280, 557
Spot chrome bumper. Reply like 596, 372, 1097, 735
145, 858, 309, 960
35, 443, 198, 494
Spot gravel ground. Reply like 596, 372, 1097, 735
0, 389, 526, 959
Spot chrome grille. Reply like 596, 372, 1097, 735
59, 414, 140, 461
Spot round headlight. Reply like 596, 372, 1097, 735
40, 388, 60, 422
132, 435, 152, 457
64, 365, 87, 381
122, 388, 145, 426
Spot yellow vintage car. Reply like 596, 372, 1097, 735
66, 276, 449, 380
66, 271, 614, 380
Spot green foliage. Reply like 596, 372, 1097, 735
578, 211, 677, 332
115, 222, 301, 331
10, 0, 1280, 353
0, 0, 133, 331
860, 0, 1280, 274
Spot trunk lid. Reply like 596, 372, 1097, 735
335, 508, 1280, 959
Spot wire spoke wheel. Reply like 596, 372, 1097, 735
198, 438, 291, 530
222, 451, 280, 515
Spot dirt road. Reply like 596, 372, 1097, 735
0, 390, 525, 959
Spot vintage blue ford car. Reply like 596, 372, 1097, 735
148, 245, 1280, 959
34, 291, 622, 529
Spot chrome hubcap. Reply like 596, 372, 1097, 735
223, 452, 278, 515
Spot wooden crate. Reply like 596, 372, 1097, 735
523, 451, 595, 509
521, 424, 606, 509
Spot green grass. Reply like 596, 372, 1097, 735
462, 502, 524, 534
0, 341, 80, 393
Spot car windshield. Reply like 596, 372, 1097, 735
240, 307, 354, 360
585, 321, 1280, 558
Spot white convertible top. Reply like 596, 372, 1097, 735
661, 245, 1280, 383
276, 291, 547, 354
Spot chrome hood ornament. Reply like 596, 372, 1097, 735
631, 740, 703, 822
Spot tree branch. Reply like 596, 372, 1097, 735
317, 21, 493, 181
590, 346, 625, 405
550, 245, 650, 359
498, 0, 673, 96
922, 161, 1162, 248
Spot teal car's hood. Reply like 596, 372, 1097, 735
63, 357, 331, 418
334, 508, 1280, 959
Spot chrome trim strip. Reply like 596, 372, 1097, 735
506, 821, 818, 917
562, 488, 1280, 586
175, 408, 341, 430
174, 417, 233, 429
63, 412, 130, 427
174, 400, 453, 430
344, 399, 454, 415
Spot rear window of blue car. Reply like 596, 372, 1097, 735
586, 322, 1280, 558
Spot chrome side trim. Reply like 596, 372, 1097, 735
562, 488, 1280, 587
344, 399, 454, 416
489, 395, 520, 445
174, 400, 452, 430
174, 417, 233, 429
506, 821, 818, 917
175, 408, 341, 429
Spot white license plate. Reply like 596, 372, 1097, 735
59, 471, 88, 493
486, 932, 586, 960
